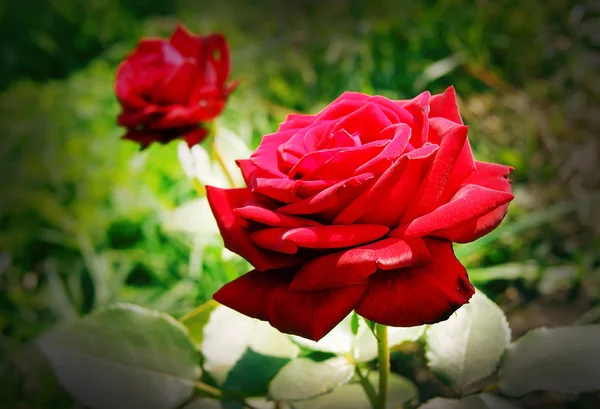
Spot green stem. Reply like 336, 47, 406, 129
211, 139, 237, 188
376, 324, 389, 409
194, 381, 258, 409
194, 381, 222, 397
355, 367, 379, 409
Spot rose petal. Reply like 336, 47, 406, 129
236, 159, 261, 189
309, 140, 389, 180
355, 124, 411, 174
277, 173, 375, 216
401, 91, 431, 147
429, 86, 463, 124
290, 237, 431, 290
402, 117, 470, 219
206, 186, 301, 271
392, 184, 515, 238
254, 177, 299, 203
278, 122, 336, 171
250, 224, 389, 254
335, 144, 439, 225
333, 102, 393, 142
250, 130, 297, 176
234, 205, 322, 228
154, 60, 196, 105
169, 24, 200, 58
356, 238, 475, 326
431, 161, 513, 242
278, 113, 316, 131
183, 127, 208, 147
203, 34, 231, 87
288, 148, 344, 179
213, 267, 369, 341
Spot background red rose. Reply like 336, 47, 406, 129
115, 24, 238, 148
207, 87, 514, 341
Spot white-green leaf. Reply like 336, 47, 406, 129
182, 397, 280, 409
419, 393, 522, 409
38, 304, 201, 409
177, 128, 250, 189
201, 306, 299, 384
425, 290, 511, 392
499, 325, 600, 396
162, 197, 219, 239
269, 357, 354, 401
294, 372, 417, 409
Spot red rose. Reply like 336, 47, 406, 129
207, 87, 514, 341
115, 24, 238, 148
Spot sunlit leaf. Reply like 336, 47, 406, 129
425, 290, 511, 392
38, 304, 201, 409
268, 357, 354, 401
294, 372, 417, 409
201, 306, 299, 384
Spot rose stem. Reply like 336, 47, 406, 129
194, 381, 259, 409
210, 139, 237, 188
376, 324, 390, 409
355, 367, 379, 409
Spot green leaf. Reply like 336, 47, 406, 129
294, 372, 417, 409
498, 325, 600, 396
180, 299, 220, 346
201, 306, 299, 384
425, 290, 511, 392
38, 303, 201, 409
269, 357, 354, 401
350, 312, 360, 336
223, 348, 291, 397
418, 393, 522, 409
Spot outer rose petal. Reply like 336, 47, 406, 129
213, 268, 369, 341
356, 239, 475, 326
429, 86, 463, 124
392, 184, 514, 239
290, 237, 431, 290
432, 160, 514, 242
277, 113, 316, 131
183, 127, 208, 147
206, 186, 301, 271
169, 24, 200, 58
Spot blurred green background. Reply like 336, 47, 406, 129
1, 0, 599, 407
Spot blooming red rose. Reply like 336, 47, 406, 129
207, 87, 514, 341
115, 24, 238, 148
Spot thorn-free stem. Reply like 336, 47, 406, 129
376, 324, 389, 409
